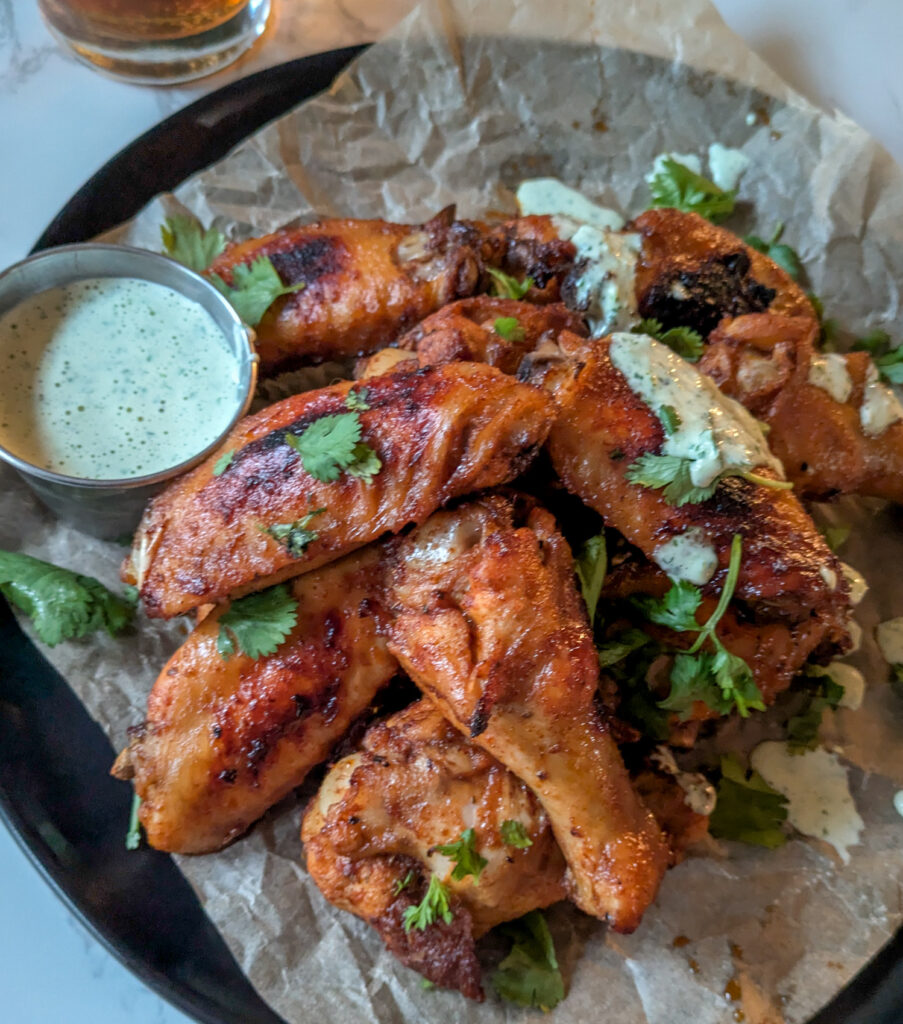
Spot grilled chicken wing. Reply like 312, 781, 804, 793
629, 208, 816, 337
524, 332, 850, 627
111, 546, 397, 853
302, 698, 567, 999
208, 210, 574, 371
384, 495, 668, 933
124, 363, 555, 619
700, 313, 903, 501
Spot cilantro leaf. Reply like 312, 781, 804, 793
160, 214, 226, 273
262, 508, 324, 558
633, 578, 701, 633
710, 645, 764, 717
658, 650, 725, 716
212, 449, 234, 476
786, 670, 845, 752
216, 584, 298, 660
575, 530, 607, 625
345, 387, 370, 411
708, 754, 788, 848
403, 875, 453, 932
285, 412, 381, 484
819, 523, 851, 553
809, 293, 839, 349
493, 316, 526, 342
125, 793, 142, 851
487, 267, 533, 299
393, 869, 414, 896
852, 329, 903, 386
744, 223, 803, 281
596, 628, 650, 668
500, 819, 533, 849
626, 452, 792, 507
659, 404, 682, 435
0, 550, 135, 646
632, 318, 704, 362
210, 255, 304, 327
648, 157, 736, 222
491, 910, 565, 1011
434, 828, 487, 882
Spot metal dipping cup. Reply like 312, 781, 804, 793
0, 244, 258, 540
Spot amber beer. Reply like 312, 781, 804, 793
38, 0, 270, 82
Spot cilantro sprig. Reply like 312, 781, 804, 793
853, 329, 903, 386
285, 412, 381, 484
744, 222, 803, 281
494, 316, 526, 342
216, 584, 298, 660
487, 268, 534, 299
632, 318, 704, 362
345, 387, 371, 411
491, 910, 565, 1011
626, 452, 793, 507
403, 875, 453, 932
262, 508, 324, 558
708, 754, 788, 848
648, 157, 736, 222
0, 550, 135, 646
500, 820, 533, 849
161, 215, 226, 273
575, 530, 607, 625
433, 828, 487, 882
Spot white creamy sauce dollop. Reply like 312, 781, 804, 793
876, 617, 903, 665
645, 151, 703, 184
653, 527, 718, 585
808, 352, 853, 404
860, 362, 903, 436
751, 742, 864, 864
515, 178, 625, 231
609, 332, 785, 488
707, 143, 750, 191
840, 562, 869, 606
824, 662, 866, 710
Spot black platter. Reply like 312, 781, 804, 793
1, 44, 901, 1024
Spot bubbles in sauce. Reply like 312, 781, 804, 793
0, 277, 240, 480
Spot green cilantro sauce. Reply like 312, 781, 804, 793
0, 277, 239, 480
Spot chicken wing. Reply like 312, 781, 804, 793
124, 362, 556, 619
208, 210, 574, 371
111, 546, 397, 853
384, 495, 669, 933
700, 313, 903, 501
302, 698, 567, 998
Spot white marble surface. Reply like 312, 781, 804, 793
1, 1, 901, 1021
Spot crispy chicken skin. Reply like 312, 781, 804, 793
124, 363, 556, 619
302, 699, 567, 998
525, 332, 850, 627
632, 770, 710, 864
629, 208, 815, 337
111, 547, 397, 854
384, 495, 669, 933
701, 313, 903, 502
208, 211, 574, 371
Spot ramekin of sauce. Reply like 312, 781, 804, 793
0, 244, 257, 539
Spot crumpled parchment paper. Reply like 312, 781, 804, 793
2, 1, 903, 1022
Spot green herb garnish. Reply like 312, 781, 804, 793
262, 508, 324, 558
626, 451, 793, 507
212, 449, 234, 476
0, 550, 134, 646
487, 268, 534, 300
125, 792, 142, 851
393, 869, 414, 896
345, 387, 371, 411
632, 318, 704, 362
500, 819, 533, 849
491, 910, 565, 1011
819, 523, 851, 553
210, 256, 305, 327
744, 223, 803, 280
285, 412, 381, 483
659, 404, 682, 435
216, 584, 298, 660
161, 214, 226, 273
402, 875, 453, 932
853, 329, 903, 386
575, 530, 607, 625
786, 669, 845, 752
708, 754, 788, 848
434, 828, 487, 882
809, 293, 839, 349
596, 628, 651, 668
648, 157, 736, 222
493, 316, 526, 342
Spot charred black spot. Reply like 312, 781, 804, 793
218, 768, 237, 784
348, 815, 360, 825
268, 236, 342, 287
212, 724, 222, 739
469, 702, 490, 737
323, 611, 341, 649
291, 693, 310, 717
638, 249, 776, 336
247, 738, 268, 765
610, 448, 625, 461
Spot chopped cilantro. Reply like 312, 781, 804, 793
500, 819, 533, 849
216, 584, 298, 660
575, 530, 607, 625
487, 267, 533, 299
212, 449, 234, 476
819, 523, 851, 553
262, 508, 324, 558
744, 223, 803, 281
632, 318, 704, 362
402, 874, 453, 932
393, 869, 414, 896
786, 669, 845, 752
434, 828, 487, 882
125, 792, 142, 851
345, 387, 371, 411
853, 329, 903, 386
491, 910, 565, 1011
160, 214, 226, 273
210, 255, 305, 327
708, 754, 788, 848
493, 316, 526, 342
659, 404, 682, 435
626, 451, 792, 507
648, 157, 736, 222
284, 412, 381, 483
0, 550, 135, 646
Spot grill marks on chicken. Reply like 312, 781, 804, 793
384, 495, 668, 933
701, 313, 903, 502
111, 547, 397, 854
302, 699, 567, 998
123, 363, 556, 619
208, 210, 574, 371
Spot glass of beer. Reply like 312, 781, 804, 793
38, 0, 272, 84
